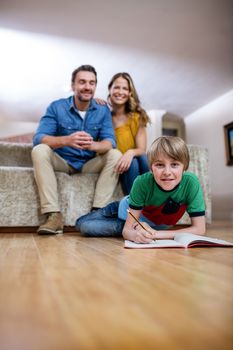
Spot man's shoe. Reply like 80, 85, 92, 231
37, 212, 63, 235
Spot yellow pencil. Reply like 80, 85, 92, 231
127, 209, 156, 241
127, 209, 147, 230
127, 209, 155, 241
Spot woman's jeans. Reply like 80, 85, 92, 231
120, 154, 149, 195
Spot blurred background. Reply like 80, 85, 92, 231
0, 0, 232, 220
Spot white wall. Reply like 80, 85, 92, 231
0, 110, 165, 147
147, 110, 166, 149
0, 120, 38, 138
185, 90, 233, 221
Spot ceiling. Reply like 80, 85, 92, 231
0, 0, 232, 122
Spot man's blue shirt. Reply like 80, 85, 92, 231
33, 96, 116, 170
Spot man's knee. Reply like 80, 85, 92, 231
106, 148, 122, 162
31, 144, 52, 162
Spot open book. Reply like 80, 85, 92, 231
124, 233, 233, 249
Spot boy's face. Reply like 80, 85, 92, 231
151, 153, 184, 191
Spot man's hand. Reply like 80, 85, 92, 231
67, 131, 93, 149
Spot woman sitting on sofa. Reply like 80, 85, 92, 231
106, 72, 151, 195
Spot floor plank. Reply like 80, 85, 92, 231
0, 221, 232, 350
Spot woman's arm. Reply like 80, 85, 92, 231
124, 126, 147, 157
134, 126, 147, 155
115, 126, 147, 173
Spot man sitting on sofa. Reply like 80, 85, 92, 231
32, 64, 122, 235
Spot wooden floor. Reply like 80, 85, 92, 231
0, 221, 232, 350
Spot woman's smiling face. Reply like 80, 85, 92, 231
109, 77, 130, 106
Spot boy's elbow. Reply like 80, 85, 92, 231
192, 216, 206, 235
122, 230, 127, 239
198, 229, 206, 236
197, 224, 206, 236
122, 227, 128, 240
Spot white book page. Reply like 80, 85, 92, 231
125, 235, 233, 249
124, 239, 183, 249
174, 233, 233, 247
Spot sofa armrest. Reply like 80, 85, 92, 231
187, 144, 211, 223
0, 142, 33, 167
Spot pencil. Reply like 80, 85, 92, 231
126, 209, 145, 229
127, 209, 155, 241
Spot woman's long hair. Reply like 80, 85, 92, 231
108, 72, 150, 126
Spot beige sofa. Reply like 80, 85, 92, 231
0, 142, 211, 227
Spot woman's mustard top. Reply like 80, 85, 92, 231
114, 113, 140, 154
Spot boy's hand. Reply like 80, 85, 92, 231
133, 222, 156, 243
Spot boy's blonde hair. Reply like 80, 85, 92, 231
147, 136, 190, 170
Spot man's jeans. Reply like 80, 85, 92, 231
75, 201, 124, 237
120, 154, 149, 195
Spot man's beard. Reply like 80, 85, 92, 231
78, 91, 93, 102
